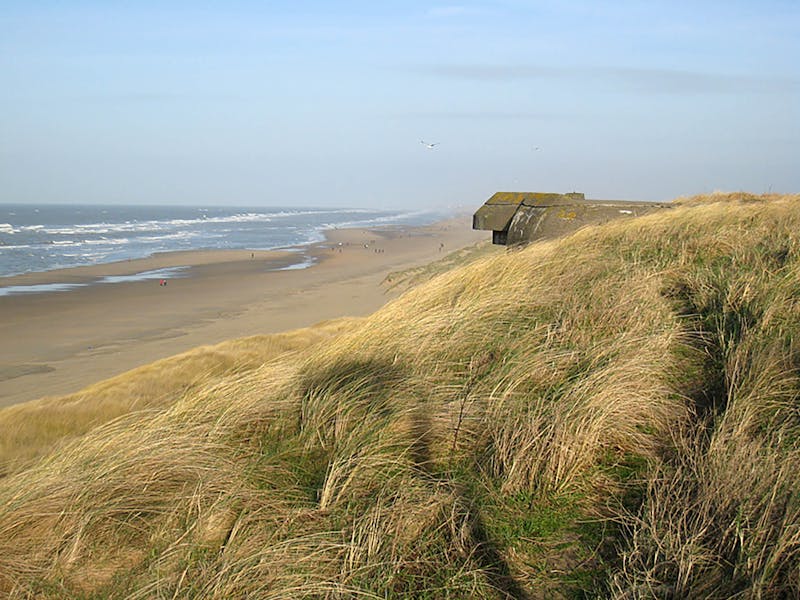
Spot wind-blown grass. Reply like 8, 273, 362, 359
0, 319, 356, 476
1, 192, 799, 598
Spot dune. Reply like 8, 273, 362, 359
2, 194, 800, 598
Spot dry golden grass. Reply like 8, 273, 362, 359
384, 238, 499, 292
1, 192, 800, 597
673, 190, 800, 206
0, 318, 357, 476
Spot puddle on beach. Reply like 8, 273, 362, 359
97, 266, 190, 284
267, 255, 317, 271
0, 266, 190, 296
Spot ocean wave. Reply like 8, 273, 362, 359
45, 224, 145, 235
83, 237, 131, 245
35, 210, 384, 237
321, 209, 441, 231
251, 208, 376, 219
0, 204, 445, 278
138, 231, 199, 242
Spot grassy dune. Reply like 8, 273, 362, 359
0, 319, 357, 476
2, 192, 800, 598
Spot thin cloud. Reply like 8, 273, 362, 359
427, 64, 800, 94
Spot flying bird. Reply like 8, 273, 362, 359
420, 140, 439, 149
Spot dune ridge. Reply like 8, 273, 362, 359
2, 193, 800, 597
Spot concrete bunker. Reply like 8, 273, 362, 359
473, 192, 671, 245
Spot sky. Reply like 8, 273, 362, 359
1, 1, 798, 209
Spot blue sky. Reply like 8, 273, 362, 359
1, 1, 798, 208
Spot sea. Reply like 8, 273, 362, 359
0, 203, 447, 294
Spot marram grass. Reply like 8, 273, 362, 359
1, 192, 800, 598
0, 319, 357, 476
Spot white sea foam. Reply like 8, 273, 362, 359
83, 238, 131, 245
34, 209, 419, 239
327, 209, 438, 231
38, 214, 274, 235
66, 210, 378, 234
139, 231, 198, 242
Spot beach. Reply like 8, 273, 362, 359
0, 215, 487, 408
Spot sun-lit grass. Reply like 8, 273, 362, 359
2, 193, 800, 597
0, 318, 358, 476
384, 238, 499, 292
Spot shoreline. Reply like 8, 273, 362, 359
0, 215, 487, 408
0, 249, 307, 296
1, 233, 340, 290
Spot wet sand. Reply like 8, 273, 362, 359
0, 215, 486, 407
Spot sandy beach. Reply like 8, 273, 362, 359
0, 215, 486, 408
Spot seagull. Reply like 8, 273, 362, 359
420, 140, 439, 149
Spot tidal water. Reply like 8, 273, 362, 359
0, 203, 444, 279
